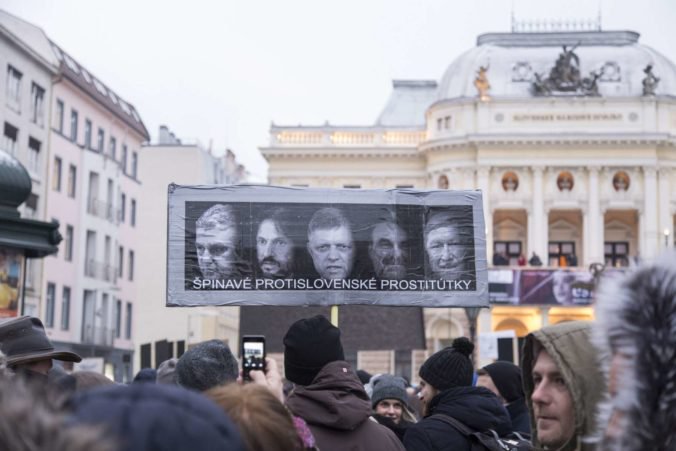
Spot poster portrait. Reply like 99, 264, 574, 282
0, 247, 23, 318
488, 268, 595, 306
167, 185, 488, 307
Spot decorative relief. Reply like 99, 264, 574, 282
438, 175, 449, 190
612, 171, 630, 191
557, 171, 575, 191
599, 62, 621, 82
501, 171, 519, 192
512, 62, 533, 82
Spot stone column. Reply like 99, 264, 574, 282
477, 167, 492, 264
658, 168, 673, 250
530, 167, 547, 262
585, 167, 604, 265
642, 167, 659, 259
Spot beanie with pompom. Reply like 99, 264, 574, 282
419, 337, 474, 391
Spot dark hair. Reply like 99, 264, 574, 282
307, 207, 352, 237
196, 204, 237, 231
258, 208, 300, 246
207, 383, 303, 451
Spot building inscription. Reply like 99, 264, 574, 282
512, 113, 623, 122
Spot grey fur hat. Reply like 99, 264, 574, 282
371, 375, 408, 409
176, 340, 238, 391
593, 251, 676, 451
157, 358, 179, 385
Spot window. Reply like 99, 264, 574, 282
5, 65, 22, 111
70, 109, 78, 142
444, 116, 451, 129
130, 199, 136, 227
67, 164, 77, 197
494, 241, 522, 266
3, 122, 18, 156
55, 99, 64, 132
24, 193, 38, 219
120, 193, 126, 222
28, 137, 41, 173
115, 299, 122, 338
30, 83, 45, 126
131, 151, 138, 178
548, 241, 576, 267
65, 225, 74, 261
604, 242, 629, 268
97, 128, 104, 152
84, 119, 92, 149
125, 302, 132, 339
128, 250, 134, 281
118, 245, 124, 277
45, 283, 56, 328
343, 184, 361, 189
120, 145, 128, 173
52, 157, 62, 191
61, 286, 71, 330
436, 118, 442, 131
109, 136, 116, 160
396, 184, 414, 189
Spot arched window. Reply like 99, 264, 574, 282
501, 171, 519, 192
438, 175, 449, 189
612, 171, 630, 191
557, 171, 574, 191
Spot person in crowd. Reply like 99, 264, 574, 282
517, 253, 527, 266
367, 214, 410, 280
567, 253, 578, 267
371, 374, 417, 442
195, 203, 246, 279
476, 361, 531, 434
132, 367, 157, 384
68, 383, 245, 451
0, 368, 114, 451
0, 316, 81, 382
283, 315, 404, 450
306, 208, 356, 280
403, 337, 511, 450
492, 251, 509, 266
256, 208, 300, 279
423, 210, 473, 280
207, 383, 306, 451
71, 371, 115, 392
593, 251, 676, 451
356, 369, 372, 386
156, 357, 178, 385
522, 321, 606, 451
529, 252, 543, 266
176, 339, 238, 391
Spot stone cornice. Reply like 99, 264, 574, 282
260, 147, 422, 160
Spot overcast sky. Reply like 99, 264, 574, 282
4, 0, 675, 181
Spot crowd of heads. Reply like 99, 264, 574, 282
1, 251, 674, 450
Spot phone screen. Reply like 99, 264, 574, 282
242, 337, 265, 380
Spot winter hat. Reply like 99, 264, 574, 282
371, 375, 409, 408
283, 315, 345, 386
481, 361, 524, 403
133, 368, 157, 384
156, 358, 179, 385
176, 339, 238, 391
357, 369, 372, 385
419, 337, 474, 390
69, 383, 245, 451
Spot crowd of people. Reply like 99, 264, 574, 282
0, 252, 674, 450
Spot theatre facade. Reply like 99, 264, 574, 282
260, 29, 676, 371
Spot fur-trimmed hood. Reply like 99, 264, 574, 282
593, 251, 676, 451
522, 321, 606, 451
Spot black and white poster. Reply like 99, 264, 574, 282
167, 185, 488, 307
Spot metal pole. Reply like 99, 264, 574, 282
20, 256, 27, 316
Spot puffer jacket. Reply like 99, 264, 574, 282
522, 320, 606, 451
403, 386, 512, 450
286, 360, 404, 451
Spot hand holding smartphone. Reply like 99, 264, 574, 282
241, 335, 266, 382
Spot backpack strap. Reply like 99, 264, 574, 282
428, 414, 485, 451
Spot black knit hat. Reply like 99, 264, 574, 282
419, 337, 474, 390
176, 339, 238, 391
481, 361, 524, 403
371, 375, 408, 408
283, 315, 345, 386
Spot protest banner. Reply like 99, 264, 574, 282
167, 185, 487, 307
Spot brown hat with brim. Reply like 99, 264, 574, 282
0, 316, 81, 366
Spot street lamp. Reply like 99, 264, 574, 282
665, 229, 671, 248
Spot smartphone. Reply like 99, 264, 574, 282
241, 335, 266, 381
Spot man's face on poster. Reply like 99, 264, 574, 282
552, 271, 574, 305
195, 226, 238, 279
425, 225, 468, 279
307, 226, 354, 280
369, 222, 409, 280
256, 219, 294, 278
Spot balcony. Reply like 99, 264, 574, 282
81, 324, 115, 347
86, 198, 117, 223
84, 259, 117, 282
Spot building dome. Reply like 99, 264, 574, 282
437, 30, 676, 100
0, 149, 31, 211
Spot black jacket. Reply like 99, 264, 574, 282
506, 397, 531, 435
403, 386, 511, 451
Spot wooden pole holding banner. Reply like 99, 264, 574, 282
330, 305, 339, 327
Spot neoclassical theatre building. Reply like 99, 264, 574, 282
261, 28, 676, 368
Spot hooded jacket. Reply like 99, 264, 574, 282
522, 321, 606, 451
403, 386, 512, 451
592, 252, 676, 451
286, 360, 404, 451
